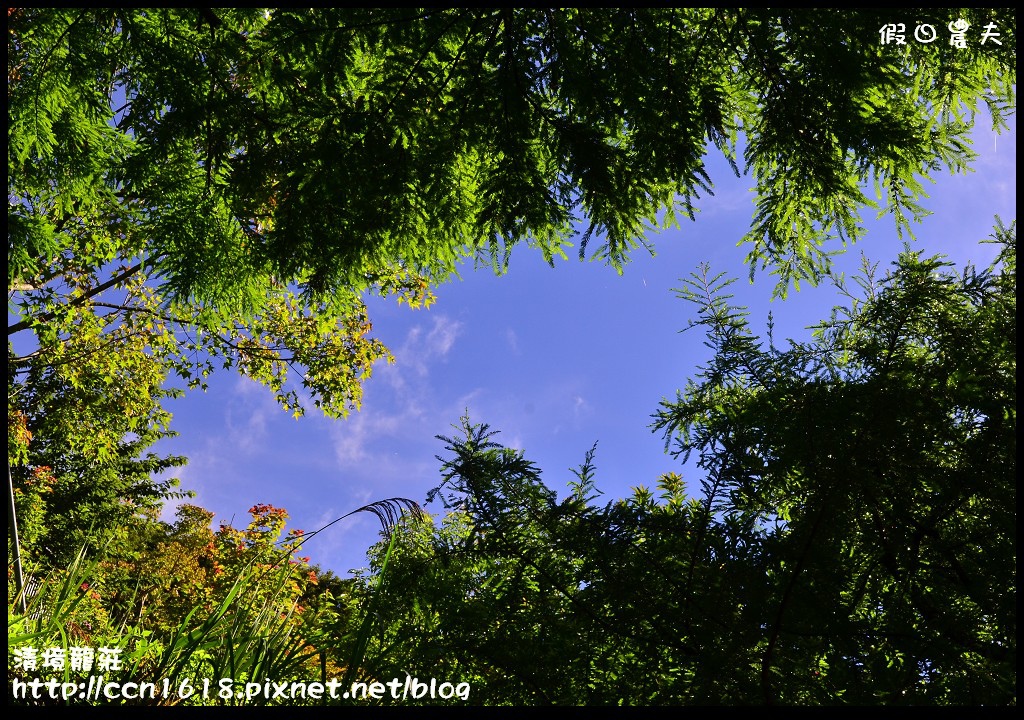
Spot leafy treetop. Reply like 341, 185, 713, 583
8, 9, 1014, 426
9, 8, 1016, 307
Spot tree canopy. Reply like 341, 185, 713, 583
5, 8, 1015, 705
9, 9, 1016, 300
10, 8, 1012, 571
8, 8, 1014, 416
358, 224, 1015, 704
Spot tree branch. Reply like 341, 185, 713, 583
8, 261, 146, 336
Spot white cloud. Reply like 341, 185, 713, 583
425, 316, 461, 358
224, 376, 276, 453
326, 316, 462, 465
380, 314, 463, 385
329, 408, 406, 466
573, 394, 590, 419
330, 421, 369, 466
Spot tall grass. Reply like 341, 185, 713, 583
8, 498, 423, 706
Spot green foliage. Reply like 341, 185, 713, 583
8, 547, 111, 654
7, 7, 1014, 577
653, 222, 1016, 703
349, 226, 1015, 705
8, 8, 1015, 304
8, 332, 188, 569
8, 502, 346, 706
6, 7, 1016, 706
8, 228, 1015, 705
6, 7, 1016, 417
7, 493, 443, 706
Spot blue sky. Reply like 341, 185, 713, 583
160, 114, 1016, 578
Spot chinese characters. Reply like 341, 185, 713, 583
880, 20, 1002, 46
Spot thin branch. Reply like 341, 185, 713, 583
8, 261, 145, 336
